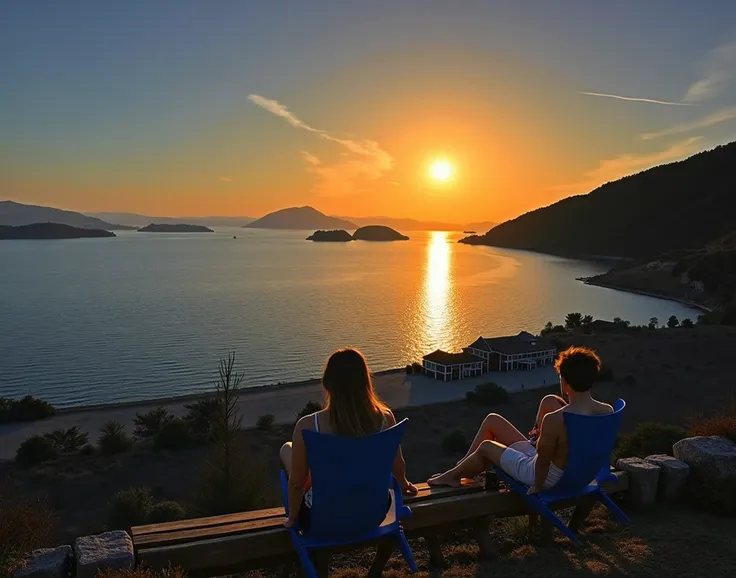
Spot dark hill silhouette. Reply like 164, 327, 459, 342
460, 142, 736, 259
0, 223, 116, 240
138, 223, 213, 233
244, 206, 356, 230
0, 201, 133, 230
353, 225, 409, 241
306, 229, 353, 242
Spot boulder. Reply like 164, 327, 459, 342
645, 454, 690, 499
673, 436, 736, 482
12, 546, 72, 578
75, 531, 134, 578
615, 457, 660, 505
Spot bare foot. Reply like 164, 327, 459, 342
427, 471, 462, 488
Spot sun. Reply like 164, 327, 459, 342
429, 159, 454, 182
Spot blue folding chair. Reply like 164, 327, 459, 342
494, 398, 631, 542
280, 418, 417, 578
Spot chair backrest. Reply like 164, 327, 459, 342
302, 418, 407, 541
545, 399, 625, 497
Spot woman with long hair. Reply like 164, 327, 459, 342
280, 348, 417, 529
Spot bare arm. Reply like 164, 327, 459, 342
286, 416, 310, 525
533, 413, 558, 491
385, 411, 418, 494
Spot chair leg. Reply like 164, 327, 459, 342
568, 495, 597, 534
368, 539, 394, 578
537, 505, 579, 543
297, 548, 318, 578
598, 490, 631, 525
313, 551, 330, 578
395, 527, 418, 573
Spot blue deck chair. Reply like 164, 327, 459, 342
280, 418, 417, 578
494, 398, 631, 542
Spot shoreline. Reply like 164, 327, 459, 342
579, 277, 712, 313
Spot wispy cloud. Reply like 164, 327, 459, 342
684, 41, 736, 102
248, 94, 393, 194
579, 91, 693, 106
552, 137, 705, 194
638, 107, 736, 140
219, 176, 233, 182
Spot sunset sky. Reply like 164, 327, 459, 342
2, 1, 735, 224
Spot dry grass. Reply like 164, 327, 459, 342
97, 567, 187, 578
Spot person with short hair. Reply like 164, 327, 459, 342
428, 346, 612, 491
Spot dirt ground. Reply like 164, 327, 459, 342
1, 325, 735, 556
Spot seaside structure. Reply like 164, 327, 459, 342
421, 350, 484, 381
422, 331, 557, 380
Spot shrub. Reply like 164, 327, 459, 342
97, 565, 187, 578
107, 487, 153, 530
667, 315, 680, 328
405, 364, 413, 375
147, 501, 186, 523
154, 418, 192, 451
256, 414, 275, 431
411, 362, 423, 374
466, 382, 510, 405
133, 407, 174, 440
613, 422, 686, 460
80, 444, 96, 456
0, 396, 56, 424
597, 364, 615, 382
296, 401, 323, 421
15, 436, 59, 468
183, 398, 219, 439
690, 406, 736, 443
681, 317, 695, 328
685, 470, 736, 517
43, 427, 89, 452
99, 421, 133, 455
442, 430, 468, 453
0, 489, 56, 578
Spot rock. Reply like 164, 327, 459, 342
673, 436, 736, 482
12, 546, 72, 578
75, 531, 134, 578
616, 457, 660, 505
645, 454, 690, 499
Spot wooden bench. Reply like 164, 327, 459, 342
132, 472, 628, 577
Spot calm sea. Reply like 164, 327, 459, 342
0, 229, 698, 407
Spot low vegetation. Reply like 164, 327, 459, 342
133, 407, 174, 440
466, 382, 510, 405
410, 362, 424, 374
0, 395, 56, 424
256, 414, 276, 430
15, 435, 59, 468
99, 420, 134, 455
43, 426, 89, 453
442, 430, 469, 454
108, 487, 186, 529
148, 501, 187, 523
0, 489, 56, 578
613, 422, 686, 460
154, 418, 193, 451
690, 403, 736, 443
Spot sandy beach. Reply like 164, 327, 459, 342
0, 366, 557, 461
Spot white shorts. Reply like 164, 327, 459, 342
499, 441, 563, 489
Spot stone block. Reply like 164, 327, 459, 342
616, 457, 660, 505
645, 454, 690, 499
12, 545, 72, 578
75, 531, 133, 578
673, 436, 736, 482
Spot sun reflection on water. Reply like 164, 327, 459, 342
422, 231, 455, 351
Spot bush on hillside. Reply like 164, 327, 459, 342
411, 362, 423, 374
147, 501, 186, 523
466, 382, 510, 405
681, 317, 695, 328
667, 315, 680, 328
296, 401, 323, 421
133, 407, 174, 440
0, 396, 56, 424
15, 436, 59, 468
154, 418, 192, 451
43, 427, 89, 453
80, 444, 96, 457
99, 421, 133, 455
442, 430, 468, 454
107, 487, 153, 530
256, 414, 275, 431
97, 566, 187, 578
183, 399, 219, 439
613, 422, 686, 460
0, 489, 56, 578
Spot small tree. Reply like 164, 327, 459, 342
682, 317, 695, 328
296, 401, 324, 421
43, 427, 88, 452
133, 407, 174, 440
613, 317, 630, 328
667, 315, 680, 328
541, 321, 553, 336
581, 314, 593, 325
565, 312, 583, 329
648, 317, 659, 330
99, 421, 133, 455
183, 398, 219, 439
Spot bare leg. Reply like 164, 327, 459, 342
459, 413, 527, 464
431, 440, 506, 487
280, 442, 293, 476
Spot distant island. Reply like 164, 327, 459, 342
306, 229, 354, 242
0, 223, 116, 240
1, 200, 134, 230
245, 206, 356, 231
463, 230, 476, 234
353, 225, 409, 241
138, 224, 214, 233
90, 212, 254, 228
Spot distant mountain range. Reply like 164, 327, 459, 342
244, 206, 356, 230
90, 212, 255, 228
460, 142, 736, 260
1, 201, 133, 230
